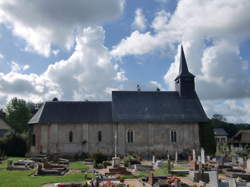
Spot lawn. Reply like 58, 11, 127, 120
0, 157, 91, 187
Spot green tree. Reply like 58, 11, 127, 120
199, 122, 216, 155
5, 98, 32, 133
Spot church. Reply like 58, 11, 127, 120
29, 46, 208, 157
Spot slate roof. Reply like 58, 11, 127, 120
29, 101, 112, 124
213, 128, 228, 136
175, 46, 195, 80
112, 91, 208, 123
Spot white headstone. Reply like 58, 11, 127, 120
152, 155, 155, 164
206, 171, 219, 187
201, 148, 205, 164
207, 156, 210, 161
193, 149, 196, 161
175, 151, 178, 163
228, 178, 237, 187
198, 156, 201, 163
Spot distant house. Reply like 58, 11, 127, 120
229, 130, 250, 150
29, 46, 208, 157
213, 128, 228, 144
0, 113, 11, 137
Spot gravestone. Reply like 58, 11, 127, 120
198, 156, 201, 163
155, 160, 164, 168
112, 157, 120, 168
175, 151, 178, 163
206, 171, 218, 187
232, 156, 237, 165
193, 149, 196, 161
246, 158, 250, 173
238, 157, 244, 167
207, 156, 210, 161
201, 148, 205, 164
228, 178, 237, 187
152, 155, 155, 164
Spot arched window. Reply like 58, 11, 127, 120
69, 131, 73, 143
32, 134, 36, 146
98, 131, 102, 142
127, 130, 134, 143
170, 130, 177, 143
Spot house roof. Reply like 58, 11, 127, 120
230, 130, 250, 144
29, 101, 112, 124
112, 91, 208, 123
0, 118, 11, 130
213, 128, 228, 136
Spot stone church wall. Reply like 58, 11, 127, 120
31, 123, 199, 157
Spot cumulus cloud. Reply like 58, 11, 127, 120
0, 0, 124, 56
202, 99, 250, 123
132, 9, 147, 31
0, 26, 165, 107
0, 27, 126, 104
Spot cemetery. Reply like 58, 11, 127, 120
0, 147, 250, 187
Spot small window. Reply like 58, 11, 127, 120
98, 131, 102, 142
32, 134, 36, 146
170, 130, 177, 143
69, 131, 73, 143
127, 130, 134, 143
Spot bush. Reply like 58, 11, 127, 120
103, 161, 112, 168
123, 155, 141, 167
0, 133, 27, 157
91, 152, 108, 164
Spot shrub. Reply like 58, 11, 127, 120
91, 152, 108, 164
103, 161, 112, 168
0, 133, 27, 157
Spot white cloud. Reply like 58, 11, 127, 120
0, 26, 129, 104
202, 99, 250, 123
0, 0, 124, 56
23, 65, 29, 71
132, 9, 147, 31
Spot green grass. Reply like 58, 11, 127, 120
69, 161, 89, 170
154, 167, 171, 176
0, 157, 91, 187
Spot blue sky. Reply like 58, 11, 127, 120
0, 0, 250, 123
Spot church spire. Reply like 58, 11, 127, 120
175, 45, 195, 98
175, 45, 194, 80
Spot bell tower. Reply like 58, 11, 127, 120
175, 46, 195, 98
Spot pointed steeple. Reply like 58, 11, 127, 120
175, 45, 195, 98
175, 45, 194, 80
